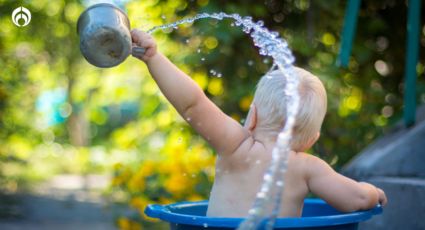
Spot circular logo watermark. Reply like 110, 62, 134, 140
12, 6, 31, 27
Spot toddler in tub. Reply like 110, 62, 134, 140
130, 30, 387, 217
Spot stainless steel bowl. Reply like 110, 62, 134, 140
77, 3, 144, 68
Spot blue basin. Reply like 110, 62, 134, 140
144, 199, 382, 229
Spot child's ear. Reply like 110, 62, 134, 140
245, 104, 257, 132
308, 132, 320, 149
300, 132, 320, 152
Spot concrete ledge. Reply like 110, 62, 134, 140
360, 177, 425, 230
342, 114, 425, 179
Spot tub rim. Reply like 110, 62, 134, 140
145, 198, 382, 228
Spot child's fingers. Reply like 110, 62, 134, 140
380, 197, 387, 206
130, 29, 157, 61
381, 195, 387, 206
139, 36, 155, 46
377, 188, 387, 206
144, 47, 156, 58
130, 29, 142, 43
131, 31, 155, 49
131, 29, 150, 44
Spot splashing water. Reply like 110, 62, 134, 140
147, 12, 300, 230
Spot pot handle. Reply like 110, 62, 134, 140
131, 46, 146, 57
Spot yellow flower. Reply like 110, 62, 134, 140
139, 160, 156, 176
207, 78, 223, 96
127, 173, 145, 193
129, 220, 142, 230
187, 194, 204, 201
111, 176, 124, 186
113, 163, 124, 171
112, 167, 132, 187
164, 173, 192, 194
231, 113, 241, 122
117, 216, 142, 230
239, 95, 253, 111
204, 36, 218, 49
130, 197, 147, 209
159, 197, 174, 205
117, 217, 131, 230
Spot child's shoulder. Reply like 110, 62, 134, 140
289, 152, 330, 175
221, 136, 270, 166
293, 152, 326, 164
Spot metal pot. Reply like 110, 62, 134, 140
77, 3, 145, 68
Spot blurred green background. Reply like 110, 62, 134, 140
0, 0, 424, 229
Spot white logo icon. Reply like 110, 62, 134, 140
12, 6, 31, 27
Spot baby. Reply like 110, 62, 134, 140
131, 30, 387, 217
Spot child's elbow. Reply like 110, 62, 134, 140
337, 195, 377, 213
353, 186, 379, 211
339, 188, 379, 212
356, 194, 378, 210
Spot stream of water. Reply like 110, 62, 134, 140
147, 12, 300, 230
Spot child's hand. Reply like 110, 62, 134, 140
130, 29, 157, 62
377, 187, 387, 206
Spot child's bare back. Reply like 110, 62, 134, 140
208, 139, 308, 217
208, 138, 386, 217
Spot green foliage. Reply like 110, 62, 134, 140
161, 0, 425, 167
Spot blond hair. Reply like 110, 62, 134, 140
252, 67, 327, 151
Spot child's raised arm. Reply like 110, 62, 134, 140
305, 154, 387, 212
131, 30, 249, 155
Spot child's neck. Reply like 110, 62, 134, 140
252, 129, 278, 147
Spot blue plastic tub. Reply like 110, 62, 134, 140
145, 199, 382, 230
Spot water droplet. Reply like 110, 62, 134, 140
217, 73, 222, 78
256, 20, 264, 27
201, 57, 206, 61
243, 26, 251, 33
248, 209, 259, 215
